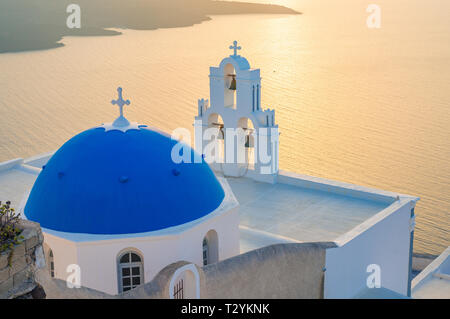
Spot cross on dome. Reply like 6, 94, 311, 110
111, 87, 131, 127
229, 40, 241, 56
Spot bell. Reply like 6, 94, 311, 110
212, 122, 225, 140
229, 75, 236, 90
218, 127, 224, 140
245, 135, 252, 148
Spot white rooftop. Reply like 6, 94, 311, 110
0, 158, 42, 208
229, 175, 393, 252
207, 168, 417, 254
412, 247, 450, 299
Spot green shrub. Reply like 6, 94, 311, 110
0, 201, 24, 259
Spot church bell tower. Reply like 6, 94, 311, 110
194, 41, 279, 183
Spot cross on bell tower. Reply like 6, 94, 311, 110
229, 41, 241, 56
111, 87, 131, 127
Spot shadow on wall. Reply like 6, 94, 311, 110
201, 242, 335, 298
36, 242, 335, 299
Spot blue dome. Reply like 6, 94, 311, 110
24, 126, 225, 235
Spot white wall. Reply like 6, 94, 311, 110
69, 204, 239, 295
43, 233, 79, 283
324, 200, 413, 298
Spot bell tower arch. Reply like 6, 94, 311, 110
224, 63, 236, 108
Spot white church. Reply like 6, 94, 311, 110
1, 42, 434, 299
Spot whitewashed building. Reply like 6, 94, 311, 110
0, 42, 429, 298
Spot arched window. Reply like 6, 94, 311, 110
256, 84, 260, 110
202, 238, 209, 266
118, 251, 144, 293
169, 264, 201, 299
202, 230, 219, 266
48, 249, 55, 278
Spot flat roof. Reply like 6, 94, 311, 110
0, 154, 54, 210
226, 174, 398, 253
0, 162, 38, 208
412, 247, 450, 299
412, 276, 450, 299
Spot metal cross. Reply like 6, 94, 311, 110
111, 87, 130, 118
229, 41, 241, 56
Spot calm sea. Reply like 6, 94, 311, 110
0, 0, 448, 255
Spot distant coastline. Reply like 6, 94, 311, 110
0, 0, 300, 54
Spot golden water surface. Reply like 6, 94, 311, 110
0, 0, 448, 254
